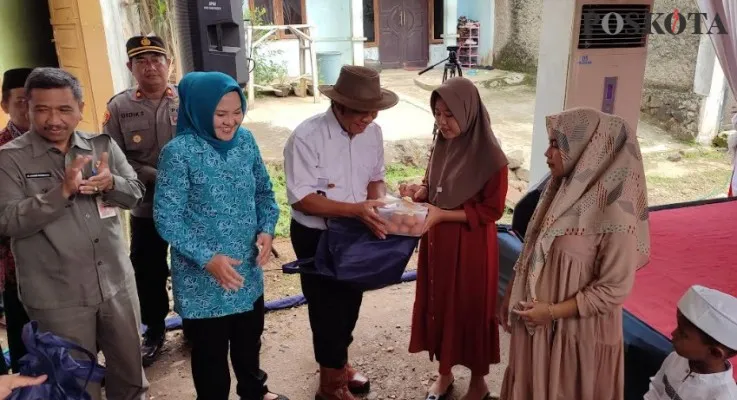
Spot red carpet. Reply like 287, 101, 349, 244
624, 199, 737, 378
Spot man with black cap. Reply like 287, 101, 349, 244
103, 35, 178, 367
283, 65, 398, 400
0, 68, 33, 374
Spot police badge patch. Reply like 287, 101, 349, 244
170, 98, 179, 125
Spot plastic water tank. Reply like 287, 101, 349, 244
316, 51, 342, 85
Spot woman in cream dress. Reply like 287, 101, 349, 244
499, 107, 651, 400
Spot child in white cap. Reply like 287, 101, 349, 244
644, 285, 737, 399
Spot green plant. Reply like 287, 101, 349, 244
245, 7, 288, 91
275, 67, 290, 86
150, 0, 170, 36
133, 0, 181, 80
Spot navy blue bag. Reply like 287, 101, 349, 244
8, 321, 106, 400
282, 217, 420, 291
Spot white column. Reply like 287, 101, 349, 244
350, 0, 365, 66
529, 0, 577, 188
443, 0, 458, 47
99, 0, 132, 91
247, 25, 255, 108
697, 60, 728, 145
486, 0, 495, 61
694, 35, 716, 96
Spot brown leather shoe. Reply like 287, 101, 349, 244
315, 367, 356, 400
344, 364, 370, 394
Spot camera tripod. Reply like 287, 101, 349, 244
418, 45, 464, 85
417, 46, 463, 163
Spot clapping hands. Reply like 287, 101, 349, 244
80, 152, 113, 195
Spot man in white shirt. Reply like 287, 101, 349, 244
644, 285, 737, 400
284, 65, 398, 400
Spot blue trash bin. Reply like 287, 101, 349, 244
316, 51, 342, 85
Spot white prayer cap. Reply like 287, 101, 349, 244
678, 285, 737, 351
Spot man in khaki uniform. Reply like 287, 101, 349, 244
0, 68, 147, 399
103, 36, 178, 367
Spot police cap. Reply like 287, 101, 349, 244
126, 36, 168, 59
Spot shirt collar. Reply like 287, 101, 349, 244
30, 130, 91, 158
325, 107, 349, 140
679, 359, 736, 384
697, 361, 736, 383
131, 84, 178, 102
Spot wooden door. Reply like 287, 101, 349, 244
378, 0, 429, 69
400, 0, 429, 68
378, 2, 403, 68
48, 0, 114, 133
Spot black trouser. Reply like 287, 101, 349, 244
130, 216, 170, 337
183, 297, 269, 400
290, 219, 364, 369
3, 279, 29, 373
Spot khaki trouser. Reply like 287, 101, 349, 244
25, 281, 149, 400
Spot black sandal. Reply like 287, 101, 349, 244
425, 380, 454, 400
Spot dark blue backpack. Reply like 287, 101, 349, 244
7, 321, 105, 400
283, 217, 420, 291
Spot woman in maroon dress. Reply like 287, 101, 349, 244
401, 77, 509, 400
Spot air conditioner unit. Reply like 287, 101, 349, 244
564, 0, 653, 131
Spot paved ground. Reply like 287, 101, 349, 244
245, 69, 689, 166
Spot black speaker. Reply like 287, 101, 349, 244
175, 0, 249, 86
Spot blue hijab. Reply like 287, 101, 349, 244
177, 71, 247, 155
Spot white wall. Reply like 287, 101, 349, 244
457, 0, 493, 64
99, 0, 136, 92
429, 44, 447, 65
364, 47, 379, 62
529, 0, 577, 187
261, 39, 304, 77
253, 0, 354, 79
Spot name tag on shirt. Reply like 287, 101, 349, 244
317, 178, 329, 191
96, 197, 117, 219
25, 172, 52, 179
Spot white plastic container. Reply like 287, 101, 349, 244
376, 196, 428, 237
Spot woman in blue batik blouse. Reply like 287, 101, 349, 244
154, 71, 287, 400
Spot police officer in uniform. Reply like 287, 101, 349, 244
104, 35, 178, 367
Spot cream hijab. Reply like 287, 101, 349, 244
507, 107, 651, 334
